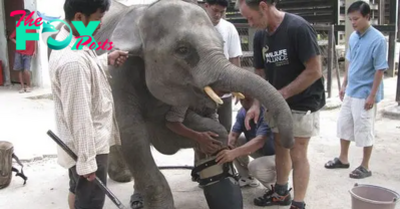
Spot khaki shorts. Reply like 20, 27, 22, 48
266, 109, 320, 138
337, 95, 377, 147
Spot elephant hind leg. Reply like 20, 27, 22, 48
108, 145, 132, 183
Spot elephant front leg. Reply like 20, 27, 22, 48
117, 114, 175, 209
184, 111, 244, 209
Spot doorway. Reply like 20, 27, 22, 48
4, 0, 25, 83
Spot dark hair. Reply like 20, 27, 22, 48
205, 0, 229, 8
64, 0, 110, 21
24, 9, 31, 14
243, 0, 276, 10
347, 1, 371, 17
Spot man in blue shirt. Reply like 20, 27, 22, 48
325, 1, 388, 179
216, 95, 275, 188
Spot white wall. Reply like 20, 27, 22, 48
0, 1, 10, 85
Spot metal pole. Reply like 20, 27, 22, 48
46, 130, 128, 209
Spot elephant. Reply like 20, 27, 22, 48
49, 0, 294, 208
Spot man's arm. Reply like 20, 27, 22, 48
165, 106, 200, 141
97, 51, 129, 72
366, 37, 389, 107
228, 24, 243, 67
9, 30, 16, 44
229, 57, 241, 67
249, 31, 267, 109
59, 61, 97, 176
279, 24, 322, 100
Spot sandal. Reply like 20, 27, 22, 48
19, 88, 25, 93
324, 157, 350, 169
349, 166, 372, 179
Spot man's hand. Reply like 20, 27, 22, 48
245, 105, 260, 131
278, 89, 289, 100
195, 131, 222, 154
108, 50, 129, 67
364, 94, 375, 110
83, 172, 96, 181
228, 136, 237, 149
339, 86, 346, 101
215, 149, 238, 164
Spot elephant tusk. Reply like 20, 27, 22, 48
204, 86, 224, 105
232, 92, 245, 100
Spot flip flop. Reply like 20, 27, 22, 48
324, 157, 350, 169
349, 166, 372, 179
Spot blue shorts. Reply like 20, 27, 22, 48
13, 52, 32, 71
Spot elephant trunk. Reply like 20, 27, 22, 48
210, 63, 294, 149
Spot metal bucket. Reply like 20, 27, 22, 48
349, 183, 400, 209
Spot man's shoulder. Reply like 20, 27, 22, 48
220, 19, 238, 33
285, 13, 311, 27
370, 27, 386, 41
49, 51, 88, 73
236, 108, 246, 119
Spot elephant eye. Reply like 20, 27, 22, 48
176, 46, 188, 55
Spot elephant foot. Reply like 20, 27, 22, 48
108, 166, 132, 183
130, 193, 144, 209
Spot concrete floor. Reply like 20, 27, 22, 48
0, 77, 399, 209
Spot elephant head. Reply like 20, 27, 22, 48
111, 0, 294, 149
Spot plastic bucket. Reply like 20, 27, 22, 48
349, 183, 400, 209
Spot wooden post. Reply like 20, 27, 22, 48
386, 0, 398, 77
379, 0, 385, 24
327, 25, 333, 98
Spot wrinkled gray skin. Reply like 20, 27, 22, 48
51, 0, 294, 208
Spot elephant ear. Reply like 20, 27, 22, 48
111, 6, 146, 56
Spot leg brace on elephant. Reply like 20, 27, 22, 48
191, 150, 243, 209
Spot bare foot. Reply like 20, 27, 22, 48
19, 88, 25, 93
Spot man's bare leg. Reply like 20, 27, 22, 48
18, 71, 25, 92
361, 146, 373, 170
274, 133, 291, 185
291, 137, 310, 202
23, 70, 31, 92
338, 139, 351, 164
68, 192, 75, 209
253, 133, 292, 206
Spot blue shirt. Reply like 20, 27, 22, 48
231, 107, 275, 156
345, 26, 388, 103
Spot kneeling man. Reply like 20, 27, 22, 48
216, 96, 276, 189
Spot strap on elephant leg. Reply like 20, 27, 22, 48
130, 193, 144, 209
190, 147, 240, 187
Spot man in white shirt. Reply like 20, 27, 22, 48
203, 0, 243, 133
204, 0, 264, 188
48, 0, 128, 208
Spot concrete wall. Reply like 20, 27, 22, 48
0, 1, 10, 85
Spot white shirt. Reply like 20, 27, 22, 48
214, 18, 243, 59
48, 27, 121, 176
214, 18, 243, 98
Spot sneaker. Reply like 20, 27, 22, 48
238, 176, 259, 187
253, 185, 292, 206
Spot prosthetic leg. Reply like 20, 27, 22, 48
191, 151, 243, 209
